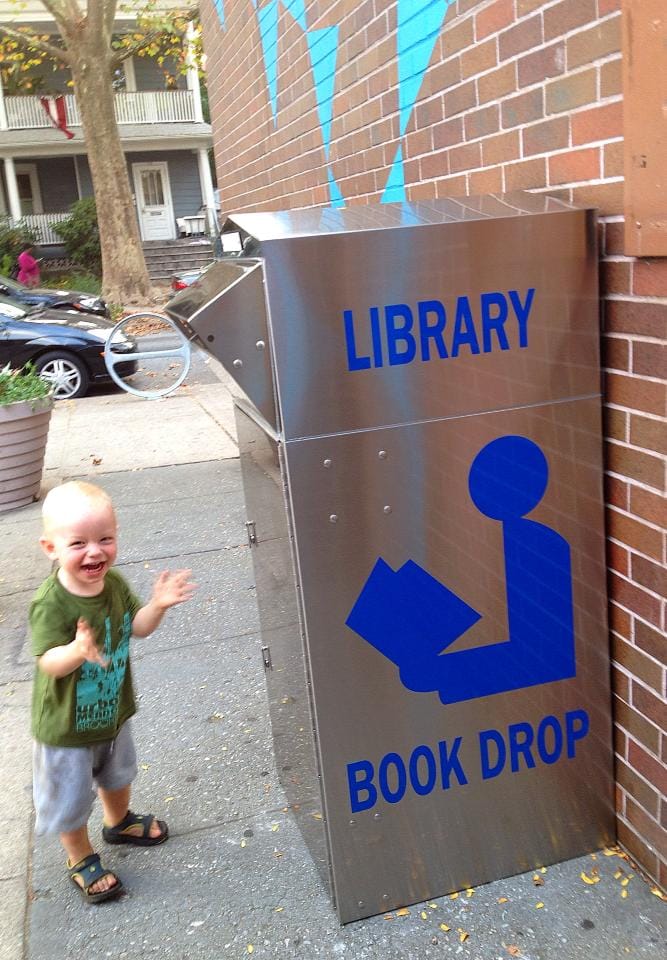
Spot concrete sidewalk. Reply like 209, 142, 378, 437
0, 356, 664, 960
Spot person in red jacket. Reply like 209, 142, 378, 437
17, 242, 41, 287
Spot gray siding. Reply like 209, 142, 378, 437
21, 60, 72, 95
132, 55, 186, 91
36, 157, 79, 212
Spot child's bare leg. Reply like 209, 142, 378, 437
99, 784, 163, 838
61, 824, 118, 894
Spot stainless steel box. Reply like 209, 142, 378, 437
167, 194, 614, 923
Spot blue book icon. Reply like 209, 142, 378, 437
346, 436, 576, 705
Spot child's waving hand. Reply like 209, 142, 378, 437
152, 569, 197, 610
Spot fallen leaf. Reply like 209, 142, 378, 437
164, 796, 174, 803
140, 764, 149, 770
271, 824, 279, 832
311, 812, 323, 820
449, 892, 459, 900
92, 457, 102, 466
439, 923, 450, 932
420, 911, 428, 919
650, 887, 667, 901
396, 907, 410, 917
532, 874, 544, 886
614, 869, 623, 880
240, 839, 247, 848
507, 947, 521, 957
621, 889, 628, 899
540, 867, 547, 874
498, 897, 509, 904
273, 851, 283, 858
581, 871, 600, 885
535, 902, 544, 909
274, 906, 283, 912
247, 947, 253, 955
383, 913, 394, 920
459, 930, 469, 943
466, 888, 474, 898
429, 903, 438, 909
620, 877, 629, 887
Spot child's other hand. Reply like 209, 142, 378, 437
152, 569, 197, 610
74, 617, 108, 668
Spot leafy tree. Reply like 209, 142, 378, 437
0, 2, 204, 303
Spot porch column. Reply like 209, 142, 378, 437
0, 67, 8, 130
197, 148, 216, 234
4, 157, 22, 221
186, 22, 204, 123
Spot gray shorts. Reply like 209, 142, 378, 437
32, 722, 138, 836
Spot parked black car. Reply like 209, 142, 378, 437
0, 274, 109, 318
0, 298, 137, 399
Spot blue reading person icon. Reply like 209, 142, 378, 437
345, 436, 576, 705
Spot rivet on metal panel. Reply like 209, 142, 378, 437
323, 459, 332, 468
233, 358, 243, 368
206, 334, 214, 343
382, 893, 389, 901
349, 819, 356, 826
378, 450, 387, 459
255, 340, 265, 350
383, 505, 392, 514
374, 813, 381, 820
329, 514, 338, 524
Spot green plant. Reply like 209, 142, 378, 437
0, 363, 51, 406
52, 198, 101, 273
42, 271, 102, 294
0, 216, 39, 273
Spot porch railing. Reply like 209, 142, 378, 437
3, 89, 196, 130
9, 213, 70, 245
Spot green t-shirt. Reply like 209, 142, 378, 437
30, 568, 141, 747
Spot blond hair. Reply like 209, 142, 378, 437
42, 481, 115, 534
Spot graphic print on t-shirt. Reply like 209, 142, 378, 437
75, 611, 132, 732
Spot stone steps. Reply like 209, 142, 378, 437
142, 238, 214, 280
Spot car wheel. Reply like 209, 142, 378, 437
35, 351, 90, 400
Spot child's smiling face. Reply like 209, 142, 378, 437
40, 500, 118, 597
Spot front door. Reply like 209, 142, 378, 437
132, 162, 175, 241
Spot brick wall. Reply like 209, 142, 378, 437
201, 0, 666, 888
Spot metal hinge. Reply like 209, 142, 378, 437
245, 520, 257, 547
261, 645, 272, 670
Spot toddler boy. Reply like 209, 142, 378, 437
30, 480, 195, 903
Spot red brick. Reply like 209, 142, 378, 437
604, 406, 628, 444
469, 165, 504, 194
604, 473, 628, 508
605, 300, 667, 338
499, 14, 542, 60
601, 335, 629, 371
617, 820, 659, 879
501, 88, 544, 128
630, 414, 667, 456
464, 104, 500, 140
443, 15, 475, 55
546, 68, 597, 114
572, 101, 624, 145
475, 0, 514, 40
504, 156, 546, 191
433, 116, 464, 150
601, 259, 631, 294
600, 58, 622, 98
518, 42, 566, 88
478, 62, 516, 105
632, 555, 667, 601
522, 116, 569, 157
420, 150, 450, 180
544, 0, 598, 41
614, 697, 661, 762
606, 508, 663, 561
605, 373, 666, 418
603, 221, 625, 256
435, 173, 468, 199
571, 181, 624, 216
609, 573, 661, 628
630, 487, 666, 528
549, 145, 601, 183
625, 798, 667, 857
615, 757, 660, 819
612, 660, 631, 698
482, 129, 520, 165
634, 341, 667, 381
635, 621, 666, 667
425, 56, 462, 96
567, 16, 622, 69
633, 260, 667, 297
461, 37, 497, 78
606, 441, 665, 491
631, 687, 667, 742
613, 637, 664, 698
444, 80, 477, 117
609, 602, 632, 640
606, 539, 629, 574
448, 140, 481, 174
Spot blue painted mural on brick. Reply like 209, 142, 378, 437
213, 0, 458, 206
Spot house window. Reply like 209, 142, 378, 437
141, 169, 165, 207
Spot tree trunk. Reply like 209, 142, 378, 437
68, 39, 151, 304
